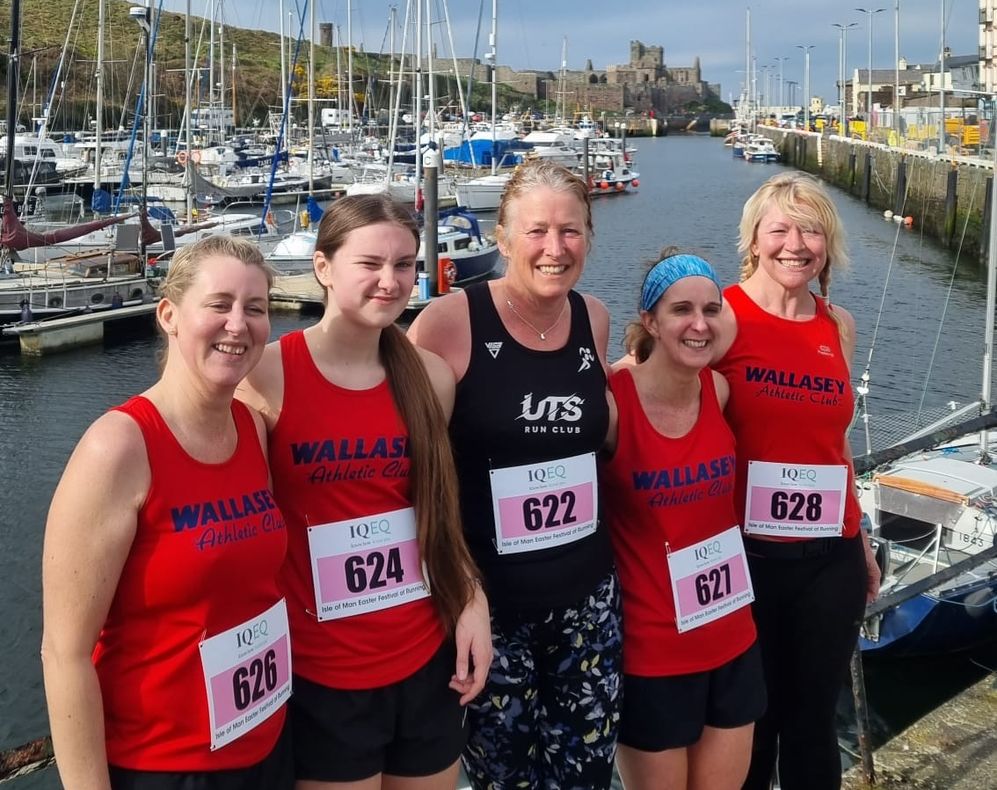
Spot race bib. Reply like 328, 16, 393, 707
199, 599, 292, 751
307, 507, 429, 621
489, 452, 598, 554
744, 461, 847, 537
667, 526, 754, 633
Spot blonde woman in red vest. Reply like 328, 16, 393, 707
42, 235, 293, 789
603, 251, 765, 790
713, 172, 880, 790
238, 194, 490, 790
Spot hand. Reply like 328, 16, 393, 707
863, 542, 882, 604
449, 582, 492, 706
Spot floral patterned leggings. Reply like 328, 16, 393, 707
462, 572, 623, 790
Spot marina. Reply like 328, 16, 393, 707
4, 129, 997, 784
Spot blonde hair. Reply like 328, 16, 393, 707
159, 234, 274, 304
737, 172, 849, 341
312, 194, 478, 631
496, 159, 593, 248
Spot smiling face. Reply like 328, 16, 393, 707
642, 276, 723, 370
497, 186, 589, 299
314, 220, 418, 327
750, 205, 828, 291
158, 253, 271, 389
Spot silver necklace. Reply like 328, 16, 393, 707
505, 298, 568, 341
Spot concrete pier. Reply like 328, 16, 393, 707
842, 671, 997, 789
3, 302, 158, 355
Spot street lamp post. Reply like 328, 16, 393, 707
938, 0, 946, 153
856, 7, 885, 130
833, 23, 858, 122
786, 80, 799, 108
796, 45, 814, 129
774, 56, 789, 108
894, 0, 901, 135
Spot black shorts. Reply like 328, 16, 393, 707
108, 721, 293, 790
289, 640, 466, 782
619, 641, 767, 752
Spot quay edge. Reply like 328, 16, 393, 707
758, 127, 993, 265
841, 671, 997, 789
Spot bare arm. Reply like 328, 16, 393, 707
712, 299, 738, 364
830, 307, 879, 600
604, 388, 620, 455
407, 290, 471, 382
41, 413, 149, 790
416, 346, 456, 421
411, 333, 492, 702
711, 369, 730, 410
236, 341, 285, 432
581, 293, 612, 373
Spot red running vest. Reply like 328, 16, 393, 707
268, 330, 443, 689
715, 285, 860, 539
601, 368, 756, 676
95, 397, 287, 771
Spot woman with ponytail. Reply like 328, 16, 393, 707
713, 172, 880, 790
603, 251, 764, 790
238, 194, 489, 789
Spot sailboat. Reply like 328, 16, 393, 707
0, 0, 155, 326
854, 152, 997, 657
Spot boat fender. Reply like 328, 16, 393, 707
176, 151, 188, 165
962, 587, 995, 619
904, 216, 914, 227
599, 180, 609, 190
631, 178, 640, 188
191, 150, 202, 164
439, 256, 457, 293
872, 538, 890, 580
615, 182, 625, 191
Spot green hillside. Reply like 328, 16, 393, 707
0, 0, 519, 131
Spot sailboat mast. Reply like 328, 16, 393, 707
558, 37, 567, 123
219, 15, 226, 143
414, 0, 423, 207
308, 0, 315, 194
347, 1, 354, 136
488, 0, 497, 176
95, 0, 105, 194
185, 0, 192, 222
4, 0, 20, 202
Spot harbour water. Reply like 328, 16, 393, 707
2, 135, 996, 786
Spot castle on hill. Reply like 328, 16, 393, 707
450, 40, 723, 116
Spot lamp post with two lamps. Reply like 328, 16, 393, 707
773, 56, 789, 108
856, 7, 885, 132
832, 23, 858, 123
796, 45, 815, 130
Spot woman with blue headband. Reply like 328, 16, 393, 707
601, 249, 765, 790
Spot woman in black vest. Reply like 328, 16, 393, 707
409, 160, 622, 790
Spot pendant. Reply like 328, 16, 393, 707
539, 332, 546, 340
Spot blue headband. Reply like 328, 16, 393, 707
640, 254, 722, 312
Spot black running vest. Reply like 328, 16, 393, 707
450, 283, 612, 611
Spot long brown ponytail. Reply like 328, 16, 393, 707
315, 194, 478, 630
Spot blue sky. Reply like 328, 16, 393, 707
152, 1, 981, 112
